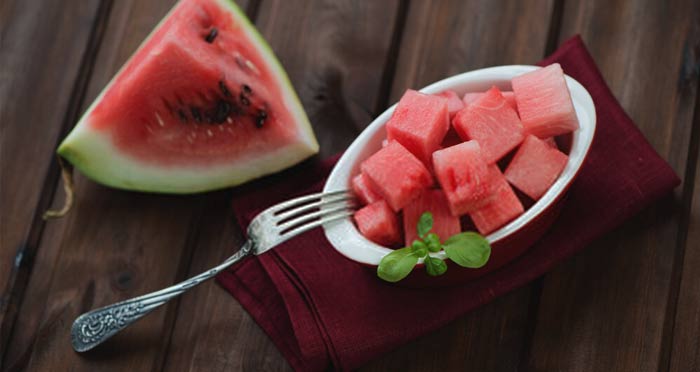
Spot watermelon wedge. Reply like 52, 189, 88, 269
57, 0, 318, 193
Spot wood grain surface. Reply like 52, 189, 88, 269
526, 1, 700, 371
1, 0, 699, 371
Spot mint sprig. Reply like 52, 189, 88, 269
377, 212, 491, 282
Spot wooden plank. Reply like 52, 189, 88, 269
389, 0, 555, 102
0, 0, 105, 359
361, 1, 556, 370
669, 84, 700, 372
526, 1, 700, 371
162, 1, 402, 370
669, 162, 700, 371
2, 1, 216, 371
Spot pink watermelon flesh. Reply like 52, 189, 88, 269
386, 90, 449, 166
462, 92, 482, 106
463, 91, 518, 114
361, 141, 433, 211
511, 63, 579, 138
403, 189, 460, 246
435, 90, 464, 118
352, 173, 382, 205
57, 0, 318, 193
433, 140, 492, 215
88, 0, 307, 166
470, 165, 524, 235
505, 135, 569, 200
453, 86, 524, 164
354, 200, 401, 247
543, 136, 558, 149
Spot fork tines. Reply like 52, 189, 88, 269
272, 190, 356, 237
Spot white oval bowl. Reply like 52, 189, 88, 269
323, 65, 596, 267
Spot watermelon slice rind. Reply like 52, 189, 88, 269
58, 0, 318, 194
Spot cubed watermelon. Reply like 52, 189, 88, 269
354, 200, 401, 246
403, 189, 461, 245
543, 136, 558, 149
386, 90, 450, 165
361, 141, 433, 211
453, 86, 524, 164
435, 90, 464, 118
463, 91, 518, 113
433, 141, 492, 215
352, 173, 382, 205
462, 92, 482, 106
505, 135, 568, 200
511, 63, 579, 138
470, 165, 524, 235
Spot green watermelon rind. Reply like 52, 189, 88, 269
57, 0, 319, 194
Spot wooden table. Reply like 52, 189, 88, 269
2, 0, 699, 370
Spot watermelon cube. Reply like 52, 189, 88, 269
403, 189, 461, 245
386, 89, 450, 165
352, 173, 382, 205
432, 141, 492, 215
453, 87, 524, 164
505, 135, 569, 200
543, 136, 558, 149
361, 141, 433, 211
435, 90, 464, 118
354, 200, 401, 246
470, 165, 524, 235
463, 91, 518, 114
462, 92, 482, 106
511, 63, 579, 138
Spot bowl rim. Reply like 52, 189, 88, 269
322, 65, 597, 266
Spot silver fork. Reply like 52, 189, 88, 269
71, 190, 355, 352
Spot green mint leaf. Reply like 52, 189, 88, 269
417, 212, 433, 238
442, 232, 491, 268
424, 233, 441, 252
377, 247, 420, 282
424, 256, 447, 276
411, 240, 428, 257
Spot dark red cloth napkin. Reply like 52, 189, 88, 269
216, 35, 680, 371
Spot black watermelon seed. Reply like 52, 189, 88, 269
214, 100, 231, 123
177, 109, 188, 122
230, 103, 243, 116
191, 107, 202, 122
219, 80, 231, 97
242, 84, 252, 95
255, 109, 267, 128
240, 94, 250, 107
205, 28, 218, 43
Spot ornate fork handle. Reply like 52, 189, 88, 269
71, 241, 254, 352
